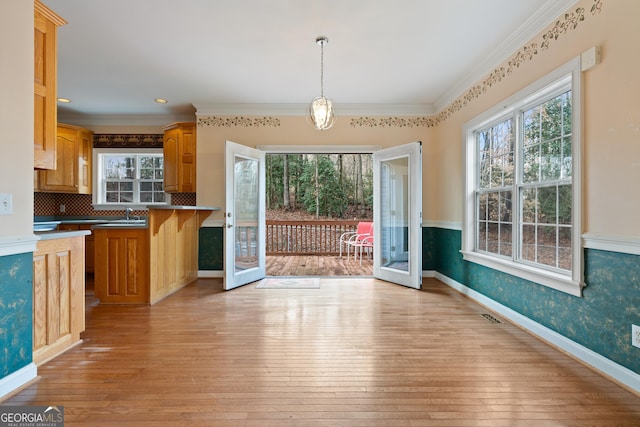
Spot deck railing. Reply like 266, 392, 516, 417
266, 220, 362, 255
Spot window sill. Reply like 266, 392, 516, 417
460, 250, 583, 297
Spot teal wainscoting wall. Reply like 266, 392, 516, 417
199, 227, 223, 271
422, 227, 640, 375
0, 253, 33, 377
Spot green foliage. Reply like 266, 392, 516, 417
266, 153, 372, 218
299, 155, 348, 217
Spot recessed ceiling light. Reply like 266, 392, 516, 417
154, 98, 168, 104
57, 98, 71, 103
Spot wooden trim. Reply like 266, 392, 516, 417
582, 233, 640, 256
34, 0, 67, 26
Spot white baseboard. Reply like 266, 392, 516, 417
422, 270, 435, 278
198, 270, 223, 278
0, 363, 37, 400
433, 272, 640, 394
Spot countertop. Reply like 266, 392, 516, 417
35, 230, 92, 240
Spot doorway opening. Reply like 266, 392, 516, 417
264, 152, 373, 277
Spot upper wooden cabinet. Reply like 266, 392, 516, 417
38, 124, 93, 194
162, 122, 196, 193
34, 0, 66, 170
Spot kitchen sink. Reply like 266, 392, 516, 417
110, 219, 146, 224
33, 221, 61, 231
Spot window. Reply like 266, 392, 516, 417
93, 149, 169, 208
462, 58, 582, 296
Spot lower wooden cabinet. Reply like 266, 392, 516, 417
32, 235, 86, 365
94, 228, 149, 304
57, 224, 95, 273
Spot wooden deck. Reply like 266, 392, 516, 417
266, 254, 373, 276
3, 277, 639, 425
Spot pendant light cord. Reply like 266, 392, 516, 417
320, 41, 325, 97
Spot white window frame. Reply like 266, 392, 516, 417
462, 57, 583, 297
92, 148, 170, 210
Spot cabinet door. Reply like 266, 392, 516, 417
78, 129, 93, 194
163, 128, 179, 192
179, 125, 196, 192
32, 236, 85, 365
39, 125, 77, 192
94, 229, 149, 304
34, 2, 65, 170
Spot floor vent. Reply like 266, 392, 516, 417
481, 313, 503, 324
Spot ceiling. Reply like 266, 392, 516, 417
44, 0, 577, 125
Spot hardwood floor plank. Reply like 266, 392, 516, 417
2, 277, 639, 426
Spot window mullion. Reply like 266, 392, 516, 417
513, 111, 522, 264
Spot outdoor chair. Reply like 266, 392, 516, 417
339, 221, 373, 260
356, 226, 374, 265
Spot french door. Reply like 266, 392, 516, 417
372, 142, 422, 289
224, 141, 266, 290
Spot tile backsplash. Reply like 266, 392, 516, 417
34, 192, 196, 217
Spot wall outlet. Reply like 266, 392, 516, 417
633, 325, 640, 349
0, 193, 12, 215
59, 204, 66, 213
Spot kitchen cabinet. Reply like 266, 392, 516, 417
92, 206, 216, 305
32, 233, 86, 365
94, 227, 150, 304
38, 124, 93, 193
57, 223, 95, 273
34, 0, 66, 170
162, 122, 196, 193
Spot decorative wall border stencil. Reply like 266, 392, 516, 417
434, 0, 602, 124
350, 117, 438, 128
93, 134, 163, 148
198, 116, 281, 128
350, 0, 603, 128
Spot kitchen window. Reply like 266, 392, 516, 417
93, 148, 169, 209
461, 57, 583, 296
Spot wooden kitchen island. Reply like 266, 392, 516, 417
93, 206, 218, 305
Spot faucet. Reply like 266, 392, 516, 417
125, 207, 133, 221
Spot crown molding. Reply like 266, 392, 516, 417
433, 0, 580, 113
56, 113, 197, 127
194, 103, 435, 117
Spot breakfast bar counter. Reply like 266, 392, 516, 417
93, 205, 219, 304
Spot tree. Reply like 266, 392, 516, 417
283, 155, 290, 210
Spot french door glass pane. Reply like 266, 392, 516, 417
234, 157, 259, 273
380, 157, 409, 272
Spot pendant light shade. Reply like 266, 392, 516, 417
309, 95, 335, 130
308, 36, 335, 130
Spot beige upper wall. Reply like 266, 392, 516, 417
0, 1, 33, 239
196, 115, 433, 222
432, 0, 640, 236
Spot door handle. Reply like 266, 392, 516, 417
227, 223, 233, 228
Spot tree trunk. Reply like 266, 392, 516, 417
315, 155, 320, 218
283, 155, 290, 210
266, 156, 272, 209
357, 155, 364, 215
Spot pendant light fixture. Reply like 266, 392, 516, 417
308, 36, 335, 130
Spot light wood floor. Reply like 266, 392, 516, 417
266, 255, 373, 276
3, 277, 640, 426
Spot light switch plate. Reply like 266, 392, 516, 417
0, 193, 12, 215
